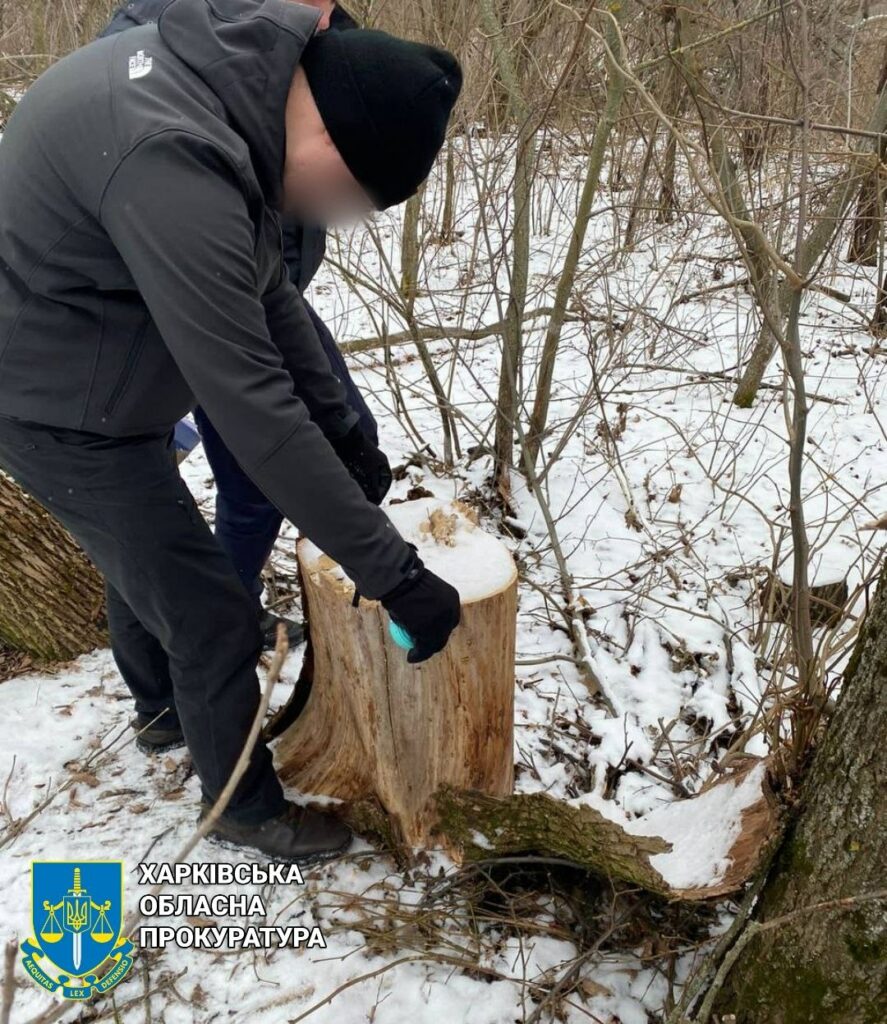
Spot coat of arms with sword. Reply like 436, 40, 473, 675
22, 861, 135, 999
43, 866, 114, 972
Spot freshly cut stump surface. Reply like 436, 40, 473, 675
275, 498, 518, 848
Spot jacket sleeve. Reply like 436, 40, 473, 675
260, 268, 357, 441
99, 131, 413, 599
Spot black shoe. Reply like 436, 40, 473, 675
259, 609, 305, 652
131, 711, 186, 753
197, 800, 353, 865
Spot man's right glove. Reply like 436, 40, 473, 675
330, 424, 393, 506
380, 562, 461, 664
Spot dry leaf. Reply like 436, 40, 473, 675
577, 978, 611, 999
68, 770, 100, 787
861, 515, 887, 531
420, 508, 458, 545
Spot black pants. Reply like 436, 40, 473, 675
0, 415, 286, 824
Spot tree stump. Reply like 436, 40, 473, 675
0, 473, 106, 661
274, 498, 518, 849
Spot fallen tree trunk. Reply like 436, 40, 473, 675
434, 787, 673, 895
435, 758, 778, 901
0, 473, 106, 661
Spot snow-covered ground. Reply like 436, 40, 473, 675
1, 144, 884, 1022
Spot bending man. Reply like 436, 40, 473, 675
0, 0, 462, 863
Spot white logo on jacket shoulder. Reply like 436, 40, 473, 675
128, 50, 153, 80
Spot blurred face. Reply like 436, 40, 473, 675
300, 0, 336, 31
282, 67, 374, 224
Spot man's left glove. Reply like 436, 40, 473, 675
330, 424, 393, 506
380, 561, 462, 664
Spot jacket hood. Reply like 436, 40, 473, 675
157, 0, 320, 208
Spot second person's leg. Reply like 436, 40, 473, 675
192, 407, 284, 610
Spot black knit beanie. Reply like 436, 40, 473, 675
329, 4, 358, 31
300, 29, 462, 210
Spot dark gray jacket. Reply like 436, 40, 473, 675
0, 0, 413, 599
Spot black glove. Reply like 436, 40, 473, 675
380, 561, 462, 664
330, 424, 393, 506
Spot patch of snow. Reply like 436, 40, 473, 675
629, 763, 768, 890
302, 497, 517, 602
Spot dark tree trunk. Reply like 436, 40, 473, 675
0, 473, 107, 661
872, 269, 887, 338
717, 563, 887, 1023
656, 17, 682, 224
847, 166, 884, 267
847, 42, 887, 266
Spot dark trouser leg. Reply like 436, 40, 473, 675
105, 580, 177, 723
0, 417, 285, 823
193, 407, 283, 607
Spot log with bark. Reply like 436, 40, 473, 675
434, 757, 779, 901
0, 473, 106, 662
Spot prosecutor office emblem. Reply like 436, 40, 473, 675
21, 862, 134, 999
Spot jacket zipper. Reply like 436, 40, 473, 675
264, 209, 286, 289
104, 319, 150, 416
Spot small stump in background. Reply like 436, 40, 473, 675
758, 572, 849, 629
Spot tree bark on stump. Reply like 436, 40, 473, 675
274, 499, 518, 849
716, 563, 887, 1023
0, 473, 106, 661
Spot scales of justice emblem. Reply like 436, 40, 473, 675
21, 862, 135, 999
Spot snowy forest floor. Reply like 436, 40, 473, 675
1, 148, 885, 1023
